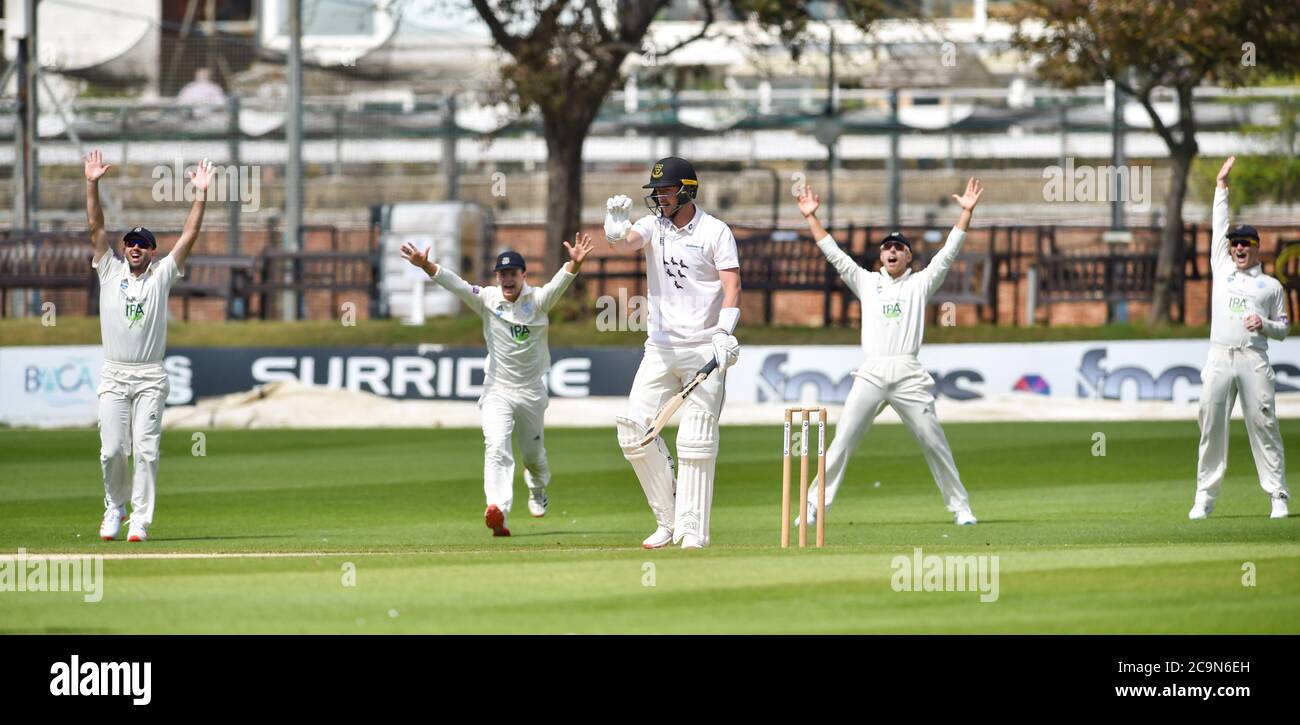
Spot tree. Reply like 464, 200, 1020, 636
1194, 91, 1300, 211
467, 0, 886, 275
1010, 1, 1300, 323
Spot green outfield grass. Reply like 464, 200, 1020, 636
0, 316, 1211, 347
1, 421, 1296, 634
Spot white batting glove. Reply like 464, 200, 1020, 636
711, 332, 740, 373
604, 194, 633, 241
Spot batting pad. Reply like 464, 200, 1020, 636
674, 409, 718, 545
617, 416, 677, 529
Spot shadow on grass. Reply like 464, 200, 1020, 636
140, 534, 297, 542
493, 530, 629, 539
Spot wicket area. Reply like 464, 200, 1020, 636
781, 407, 827, 548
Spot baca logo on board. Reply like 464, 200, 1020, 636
23, 357, 96, 402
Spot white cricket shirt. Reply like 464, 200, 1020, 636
817, 228, 967, 359
94, 249, 183, 364
432, 264, 576, 390
628, 207, 740, 347
1208, 187, 1288, 351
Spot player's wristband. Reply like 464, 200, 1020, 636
717, 307, 739, 335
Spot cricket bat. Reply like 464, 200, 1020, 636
635, 358, 719, 448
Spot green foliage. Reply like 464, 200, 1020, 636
1194, 96, 1300, 209
1195, 156, 1300, 211
1010, 1, 1300, 94
1009, 1, 1300, 322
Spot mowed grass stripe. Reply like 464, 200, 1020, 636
0, 549, 1294, 633
2, 422, 1297, 632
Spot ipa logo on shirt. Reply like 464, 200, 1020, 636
510, 324, 531, 343
882, 302, 903, 320
1229, 296, 1248, 315
125, 301, 145, 328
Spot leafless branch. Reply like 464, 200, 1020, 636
469, 0, 521, 55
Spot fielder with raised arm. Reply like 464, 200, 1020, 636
604, 157, 741, 549
795, 178, 983, 526
87, 150, 213, 542
400, 236, 592, 536
1191, 156, 1290, 520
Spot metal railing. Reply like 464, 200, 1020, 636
0, 226, 379, 322
7, 222, 1300, 326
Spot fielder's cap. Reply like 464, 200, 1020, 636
879, 231, 911, 249
643, 156, 699, 190
493, 250, 527, 272
122, 226, 157, 248
1228, 224, 1260, 244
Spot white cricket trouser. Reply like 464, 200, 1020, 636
809, 356, 969, 514
1196, 345, 1288, 502
98, 361, 169, 531
480, 382, 550, 513
621, 343, 724, 544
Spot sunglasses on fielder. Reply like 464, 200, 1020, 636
123, 239, 155, 249
1229, 237, 1259, 248
881, 241, 909, 252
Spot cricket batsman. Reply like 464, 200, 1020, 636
87, 150, 213, 542
400, 235, 593, 536
1191, 156, 1290, 520
794, 178, 984, 526
603, 157, 742, 549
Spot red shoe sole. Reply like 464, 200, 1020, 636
484, 505, 510, 537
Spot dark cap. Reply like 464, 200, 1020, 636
1228, 224, 1260, 244
642, 156, 699, 190
879, 231, 911, 250
122, 226, 157, 248
493, 250, 526, 272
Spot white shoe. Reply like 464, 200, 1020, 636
680, 534, 703, 549
1271, 494, 1289, 520
793, 501, 818, 528
99, 508, 126, 541
1189, 494, 1214, 520
955, 509, 977, 526
641, 525, 673, 549
126, 526, 147, 542
528, 489, 548, 518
